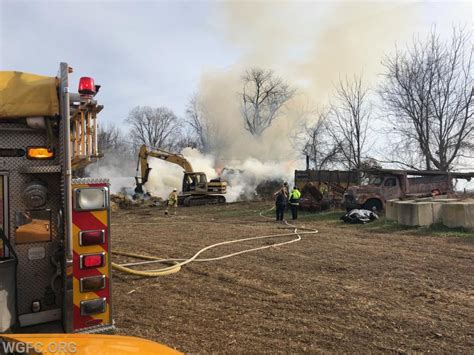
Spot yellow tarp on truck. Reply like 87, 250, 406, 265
0, 71, 59, 118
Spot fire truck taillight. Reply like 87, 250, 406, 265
78, 77, 96, 95
80, 253, 105, 269
79, 230, 105, 246
80, 298, 106, 316
26, 147, 54, 159
74, 187, 108, 211
80, 275, 106, 293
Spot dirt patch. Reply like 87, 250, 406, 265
110, 202, 473, 353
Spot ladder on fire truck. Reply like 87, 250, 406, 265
69, 84, 103, 170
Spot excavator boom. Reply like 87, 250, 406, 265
139, 145, 194, 173
135, 145, 194, 193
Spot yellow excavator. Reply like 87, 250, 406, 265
134, 145, 227, 206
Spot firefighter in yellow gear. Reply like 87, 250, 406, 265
289, 186, 301, 220
165, 188, 178, 215
319, 183, 328, 196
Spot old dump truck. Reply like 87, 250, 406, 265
0, 63, 181, 353
342, 169, 474, 211
135, 145, 227, 206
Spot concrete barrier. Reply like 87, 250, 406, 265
385, 200, 398, 221
391, 198, 473, 229
441, 202, 474, 229
431, 202, 443, 224
396, 201, 444, 227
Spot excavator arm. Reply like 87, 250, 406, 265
135, 145, 194, 194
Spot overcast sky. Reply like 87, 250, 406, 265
0, 0, 240, 125
0, 0, 472, 129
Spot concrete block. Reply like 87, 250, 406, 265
397, 201, 418, 226
397, 201, 440, 227
385, 200, 398, 221
398, 202, 417, 226
416, 202, 436, 226
431, 202, 443, 224
441, 202, 474, 229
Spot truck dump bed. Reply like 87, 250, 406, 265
406, 175, 451, 195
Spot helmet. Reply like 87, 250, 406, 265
173, 188, 177, 192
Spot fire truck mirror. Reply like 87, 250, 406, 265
15, 209, 52, 244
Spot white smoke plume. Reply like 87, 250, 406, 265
85, 152, 136, 194
221, 159, 298, 202
88, 2, 471, 201
86, 147, 298, 202
144, 148, 297, 202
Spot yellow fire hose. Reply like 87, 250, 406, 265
111, 254, 182, 276
111, 207, 318, 277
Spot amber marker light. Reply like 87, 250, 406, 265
26, 147, 54, 159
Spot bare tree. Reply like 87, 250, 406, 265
172, 128, 200, 152
97, 123, 122, 152
326, 74, 371, 171
302, 109, 341, 170
380, 27, 473, 171
97, 122, 134, 159
241, 68, 295, 136
84, 123, 135, 178
185, 94, 211, 152
126, 106, 179, 150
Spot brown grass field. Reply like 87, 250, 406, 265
110, 202, 473, 353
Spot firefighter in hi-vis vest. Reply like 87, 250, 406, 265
165, 188, 179, 215
289, 186, 301, 220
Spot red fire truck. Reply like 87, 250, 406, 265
0, 63, 113, 334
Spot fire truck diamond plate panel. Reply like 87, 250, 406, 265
0, 123, 63, 315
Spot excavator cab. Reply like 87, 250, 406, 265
183, 173, 208, 193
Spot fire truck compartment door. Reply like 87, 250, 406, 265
0, 71, 59, 118
0, 228, 18, 333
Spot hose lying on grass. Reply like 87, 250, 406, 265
111, 206, 318, 277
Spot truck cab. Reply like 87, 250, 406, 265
343, 175, 400, 211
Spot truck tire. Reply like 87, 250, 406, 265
363, 199, 383, 212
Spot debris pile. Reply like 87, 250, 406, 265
299, 182, 330, 211
255, 179, 284, 201
111, 188, 163, 210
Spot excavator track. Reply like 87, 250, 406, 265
181, 195, 226, 207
